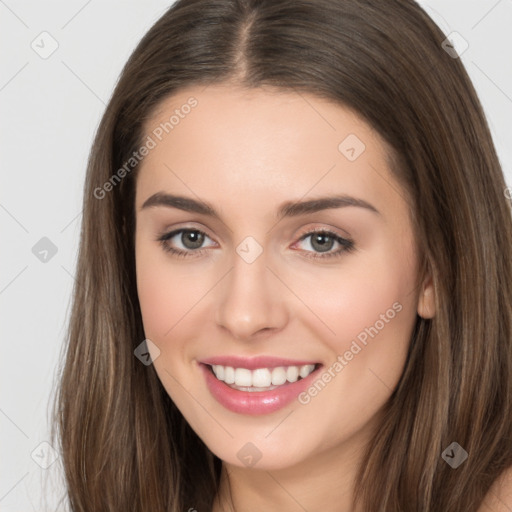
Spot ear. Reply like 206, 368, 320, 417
417, 273, 436, 319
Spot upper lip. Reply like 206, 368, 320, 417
199, 355, 320, 370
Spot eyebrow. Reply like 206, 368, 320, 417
140, 192, 380, 218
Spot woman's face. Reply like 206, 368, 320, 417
134, 84, 434, 470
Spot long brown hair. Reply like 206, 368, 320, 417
50, 0, 512, 510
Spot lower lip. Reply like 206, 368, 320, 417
200, 363, 322, 415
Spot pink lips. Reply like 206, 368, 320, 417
198, 356, 321, 415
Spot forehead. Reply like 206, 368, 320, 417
135, 84, 406, 219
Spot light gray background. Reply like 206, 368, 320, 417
1, 1, 511, 510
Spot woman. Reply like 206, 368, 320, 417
51, 0, 512, 510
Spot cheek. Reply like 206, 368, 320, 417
136, 244, 167, 337
293, 244, 417, 354
289, 254, 417, 446
135, 239, 187, 340
135, 240, 217, 350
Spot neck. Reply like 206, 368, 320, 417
211, 421, 376, 512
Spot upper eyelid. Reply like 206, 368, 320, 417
159, 224, 215, 241
160, 228, 216, 246
161, 221, 351, 237
297, 225, 350, 239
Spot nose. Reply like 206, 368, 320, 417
214, 246, 289, 341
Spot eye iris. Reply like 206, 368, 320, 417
311, 233, 334, 253
182, 230, 204, 249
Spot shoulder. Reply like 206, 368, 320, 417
477, 466, 512, 512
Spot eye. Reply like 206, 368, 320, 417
157, 228, 216, 258
293, 228, 355, 260
157, 227, 355, 260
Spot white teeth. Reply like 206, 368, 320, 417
271, 367, 287, 385
252, 368, 272, 387
299, 364, 315, 379
224, 366, 235, 384
286, 365, 299, 383
234, 368, 252, 387
210, 363, 317, 388
213, 365, 224, 380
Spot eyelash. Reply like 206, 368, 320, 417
157, 227, 355, 260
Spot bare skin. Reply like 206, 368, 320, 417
134, 83, 438, 511
477, 468, 512, 512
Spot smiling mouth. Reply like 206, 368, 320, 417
205, 363, 321, 392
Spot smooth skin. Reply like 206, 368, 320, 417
134, 83, 439, 512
